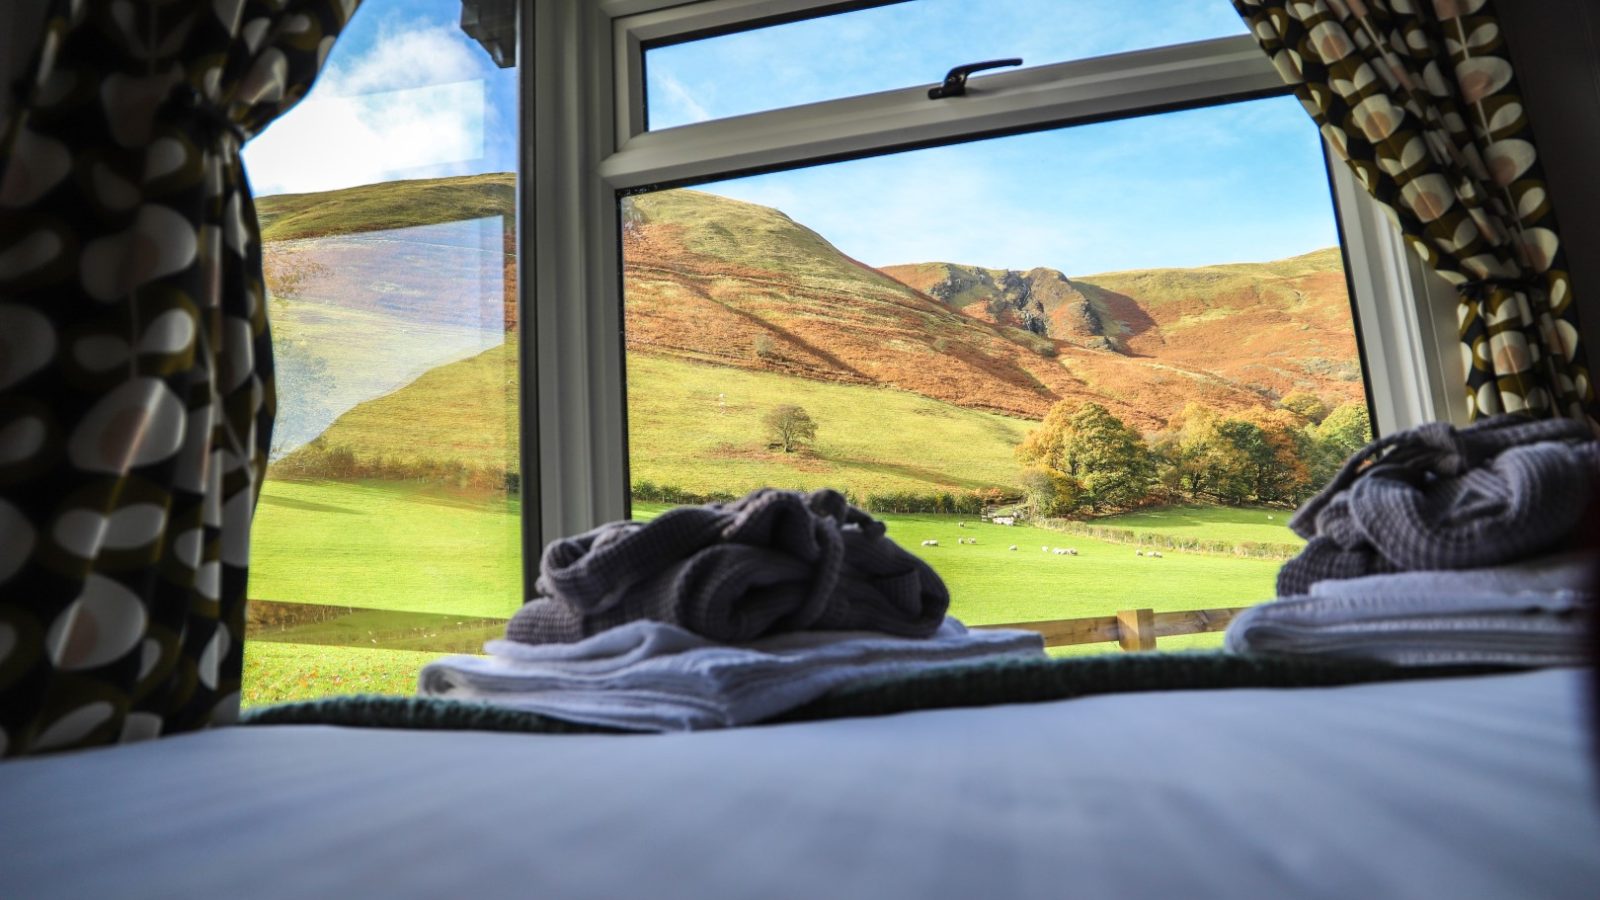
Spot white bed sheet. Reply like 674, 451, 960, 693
2, 669, 1597, 900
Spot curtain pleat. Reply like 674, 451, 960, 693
1232, 0, 1597, 427
0, 0, 360, 757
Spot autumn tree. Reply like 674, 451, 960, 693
1279, 391, 1329, 425
1234, 408, 1315, 505
1306, 401, 1374, 487
765, 404, 817, 453
1016, 401, 1154, 514
1020, 465, 1082, 518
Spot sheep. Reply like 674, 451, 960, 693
921, 539, 939, 547
1136, 550, 1144, 557
1267, 514, 1275, 520
958, 522, 966, 528
1008, 545, 1018, 551
1067, 548, 1078, 556
1042, 546, 1049, 552
1149, 551, 1163, 559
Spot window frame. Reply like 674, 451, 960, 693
522, 0, 1466, 580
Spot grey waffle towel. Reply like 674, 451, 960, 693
1277, 415, 1599, 595
508, 488, 949, 644
1224, 589, 1592, 667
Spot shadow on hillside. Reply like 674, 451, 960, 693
258, 492, 360, 515
698, 294, 867, 379
837, 457, 1002, 492
1073, 282, 1160, 354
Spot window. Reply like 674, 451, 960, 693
640, 0, 1249, 129
239, 0, 522, 704
534, 0, 1465, 652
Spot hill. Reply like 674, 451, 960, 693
622, 189, 1294, 429
276, 343, 1036, 496
261, 175, 1365, 463
879, 262, 1123, 351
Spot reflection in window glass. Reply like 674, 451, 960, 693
622, 96, 1372, 654
645, 0, 1249, 129
241, 0, 521, 705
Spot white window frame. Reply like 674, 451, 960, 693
523, 0, 1466, 547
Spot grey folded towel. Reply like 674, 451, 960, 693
1277, 415, 1598, 595
1308, 552, 1596, 598
1223, 589, 1592, 667
508, 488, 949, 644
420, 617, 1044, 731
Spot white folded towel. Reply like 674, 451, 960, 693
418, 617, 1045, 732
1227, 586, 1592, 667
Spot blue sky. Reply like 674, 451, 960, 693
245, 0, 1341, 275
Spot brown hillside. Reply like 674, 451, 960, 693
622, 190, 1304, 430
1071, 249, 1364, 406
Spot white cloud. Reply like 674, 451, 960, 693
243, 24, 491, 195
648, 66, 713, 127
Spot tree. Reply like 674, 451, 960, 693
1016, 401, 1154, 513
1307, 401, 1373, 488
1020, 465, 1082, 518
764, 404, 817, 453
1234, 407, 1315, 505
1279, 391, 1329, 425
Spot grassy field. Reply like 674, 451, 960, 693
244, 483, 1284, 705
251, 479, 521, 618
627, 353, 1032, 495
1078, 504, 1303, 547
243, 642, 444, 707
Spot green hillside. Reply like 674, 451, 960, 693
277, 343, 1033, 497
257, 173, 515, 242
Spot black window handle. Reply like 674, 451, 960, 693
928, 58, 1023, 99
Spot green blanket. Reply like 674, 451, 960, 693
240, 652, 1508, 735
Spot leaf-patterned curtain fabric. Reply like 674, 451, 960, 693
1232, 0, 1597, 425
0, 0, 358, 758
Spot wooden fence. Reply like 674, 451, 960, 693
984, 606, 1248, 651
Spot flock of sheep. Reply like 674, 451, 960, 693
916, 523, 1165, 558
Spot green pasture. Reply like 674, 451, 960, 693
1081, 504, 1304, 547
626, 353, 1032, 496
243, 642, 443, 707
251, 479, 521, 619
244, 483, 1283, 705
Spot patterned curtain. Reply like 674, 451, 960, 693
0, 0, 359, 758
1232, 0, 1597, 426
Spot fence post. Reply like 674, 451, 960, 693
1116, 608, 1156, 652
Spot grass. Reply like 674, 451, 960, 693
1085, 504, 1304, 547
257, 173, 514, 242
245, 484, 1282, 705
243, 642, 442, 706
270, 299, 505, 456
250, 479, 522, 619
627, 353, 1033, 495
633, 502, 1280, 651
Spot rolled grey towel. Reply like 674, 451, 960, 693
1278, 415, 1598, 595
508, 488, 949, 644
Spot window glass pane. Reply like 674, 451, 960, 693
241, 0, 521, 705
623, 95, 1372, 655
645, 0, 1249, 129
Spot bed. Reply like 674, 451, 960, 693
2, 668, 1596, 899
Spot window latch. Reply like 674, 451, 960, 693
928, 58, 1023, 99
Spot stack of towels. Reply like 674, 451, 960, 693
421, 488, 1044, 731
1227, 414, 1598, 666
